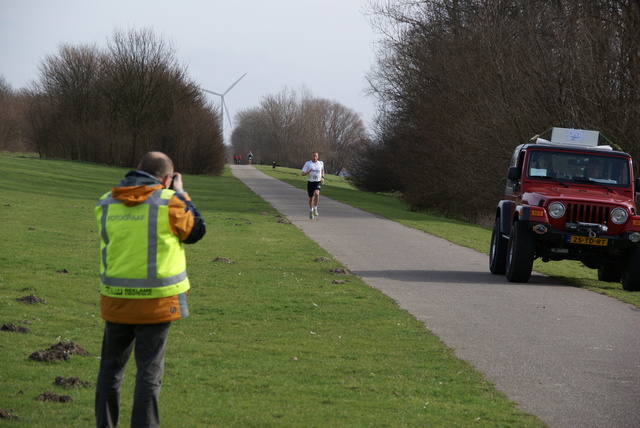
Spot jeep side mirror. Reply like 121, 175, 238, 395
508, 166, 520, 181
636, 177, 640, 193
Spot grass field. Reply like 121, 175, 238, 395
0, 153, 586, 427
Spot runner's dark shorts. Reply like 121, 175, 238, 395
307, 181, 322, 197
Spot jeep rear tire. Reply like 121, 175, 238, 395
489, 217, 508, 275
622, 246, 640, 291
506, 221, 535, 282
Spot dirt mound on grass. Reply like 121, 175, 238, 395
16, 294, 47, 305
212, 257, 235, 263
0, 408, 19, 420
1, 323, 30, 333
29, 341, 90, 362
35, 391, 72, 403
53, 376, 91, 389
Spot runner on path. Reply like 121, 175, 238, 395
301, 151, 325, 219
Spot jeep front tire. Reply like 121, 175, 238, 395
490, 217, 508, 275
622, 246, 640, 291
506, 221, 535, 282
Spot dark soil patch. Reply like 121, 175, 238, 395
1, 323, 30, 333
328, 268, 350, 275
35, 391, 73, 403
16, 294, 47, 305
53, 376, 92, 389
274, 214, 291, 224
29, 341, 90, 362
314, 257, 331, 262
0, 408, 19, 420
212, 257, 235, 264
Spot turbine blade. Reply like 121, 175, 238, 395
201, 88, 222, 96
223, 72, 247, 95
222, 97, 232, 126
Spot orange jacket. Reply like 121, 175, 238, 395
97, 171, 205, 324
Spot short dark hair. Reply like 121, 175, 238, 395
139, 152, 174, 179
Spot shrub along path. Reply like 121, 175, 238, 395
230, 165, 640, 428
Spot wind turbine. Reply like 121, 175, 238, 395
202, 72, 247, 142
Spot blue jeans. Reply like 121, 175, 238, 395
95, 321, 171, 428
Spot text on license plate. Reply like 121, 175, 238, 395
568, 236, 608, 246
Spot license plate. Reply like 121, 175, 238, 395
568, 236, 608, 246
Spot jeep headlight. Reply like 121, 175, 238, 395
611, 208, 628, 225
548, 202, 565, 219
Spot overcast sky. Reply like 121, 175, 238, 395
0, 0, 381, 139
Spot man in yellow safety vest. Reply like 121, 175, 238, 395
95, 151, 205, 428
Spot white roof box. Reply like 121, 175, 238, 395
550, 127, 599, 146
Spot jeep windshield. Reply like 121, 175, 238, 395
527, 150, 630, 187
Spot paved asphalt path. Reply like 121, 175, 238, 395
230, 165, 640, 428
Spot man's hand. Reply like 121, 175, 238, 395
171, 173, 184, 192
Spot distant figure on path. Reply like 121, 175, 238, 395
301, 151, 325, 219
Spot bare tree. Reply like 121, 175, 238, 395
231, 86, 369, 172
30, 43, 104, 160
0, 76, 16, 150
321, 100, 368, 174
0, 77, 33, 152
101, 28, 200, 164
360, 0, 640, 222
232, 107, 270, 163
262, 87, 303, 166
294, 95, 328, 161
24, 28, 225, 174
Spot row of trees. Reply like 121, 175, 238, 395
350, 0, 640, 222
0, 77, 31, 153
1, 29, 225, 175
230, 87, 369, 174
6, 2, 637, 224
1, 27, 371, 177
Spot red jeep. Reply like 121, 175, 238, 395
490, 128, 640, 291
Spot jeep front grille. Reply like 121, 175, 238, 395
566, 203, 609, 225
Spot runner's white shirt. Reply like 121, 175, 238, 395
302, 160, 324, 182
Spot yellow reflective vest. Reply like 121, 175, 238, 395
96, 188, 190, 299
